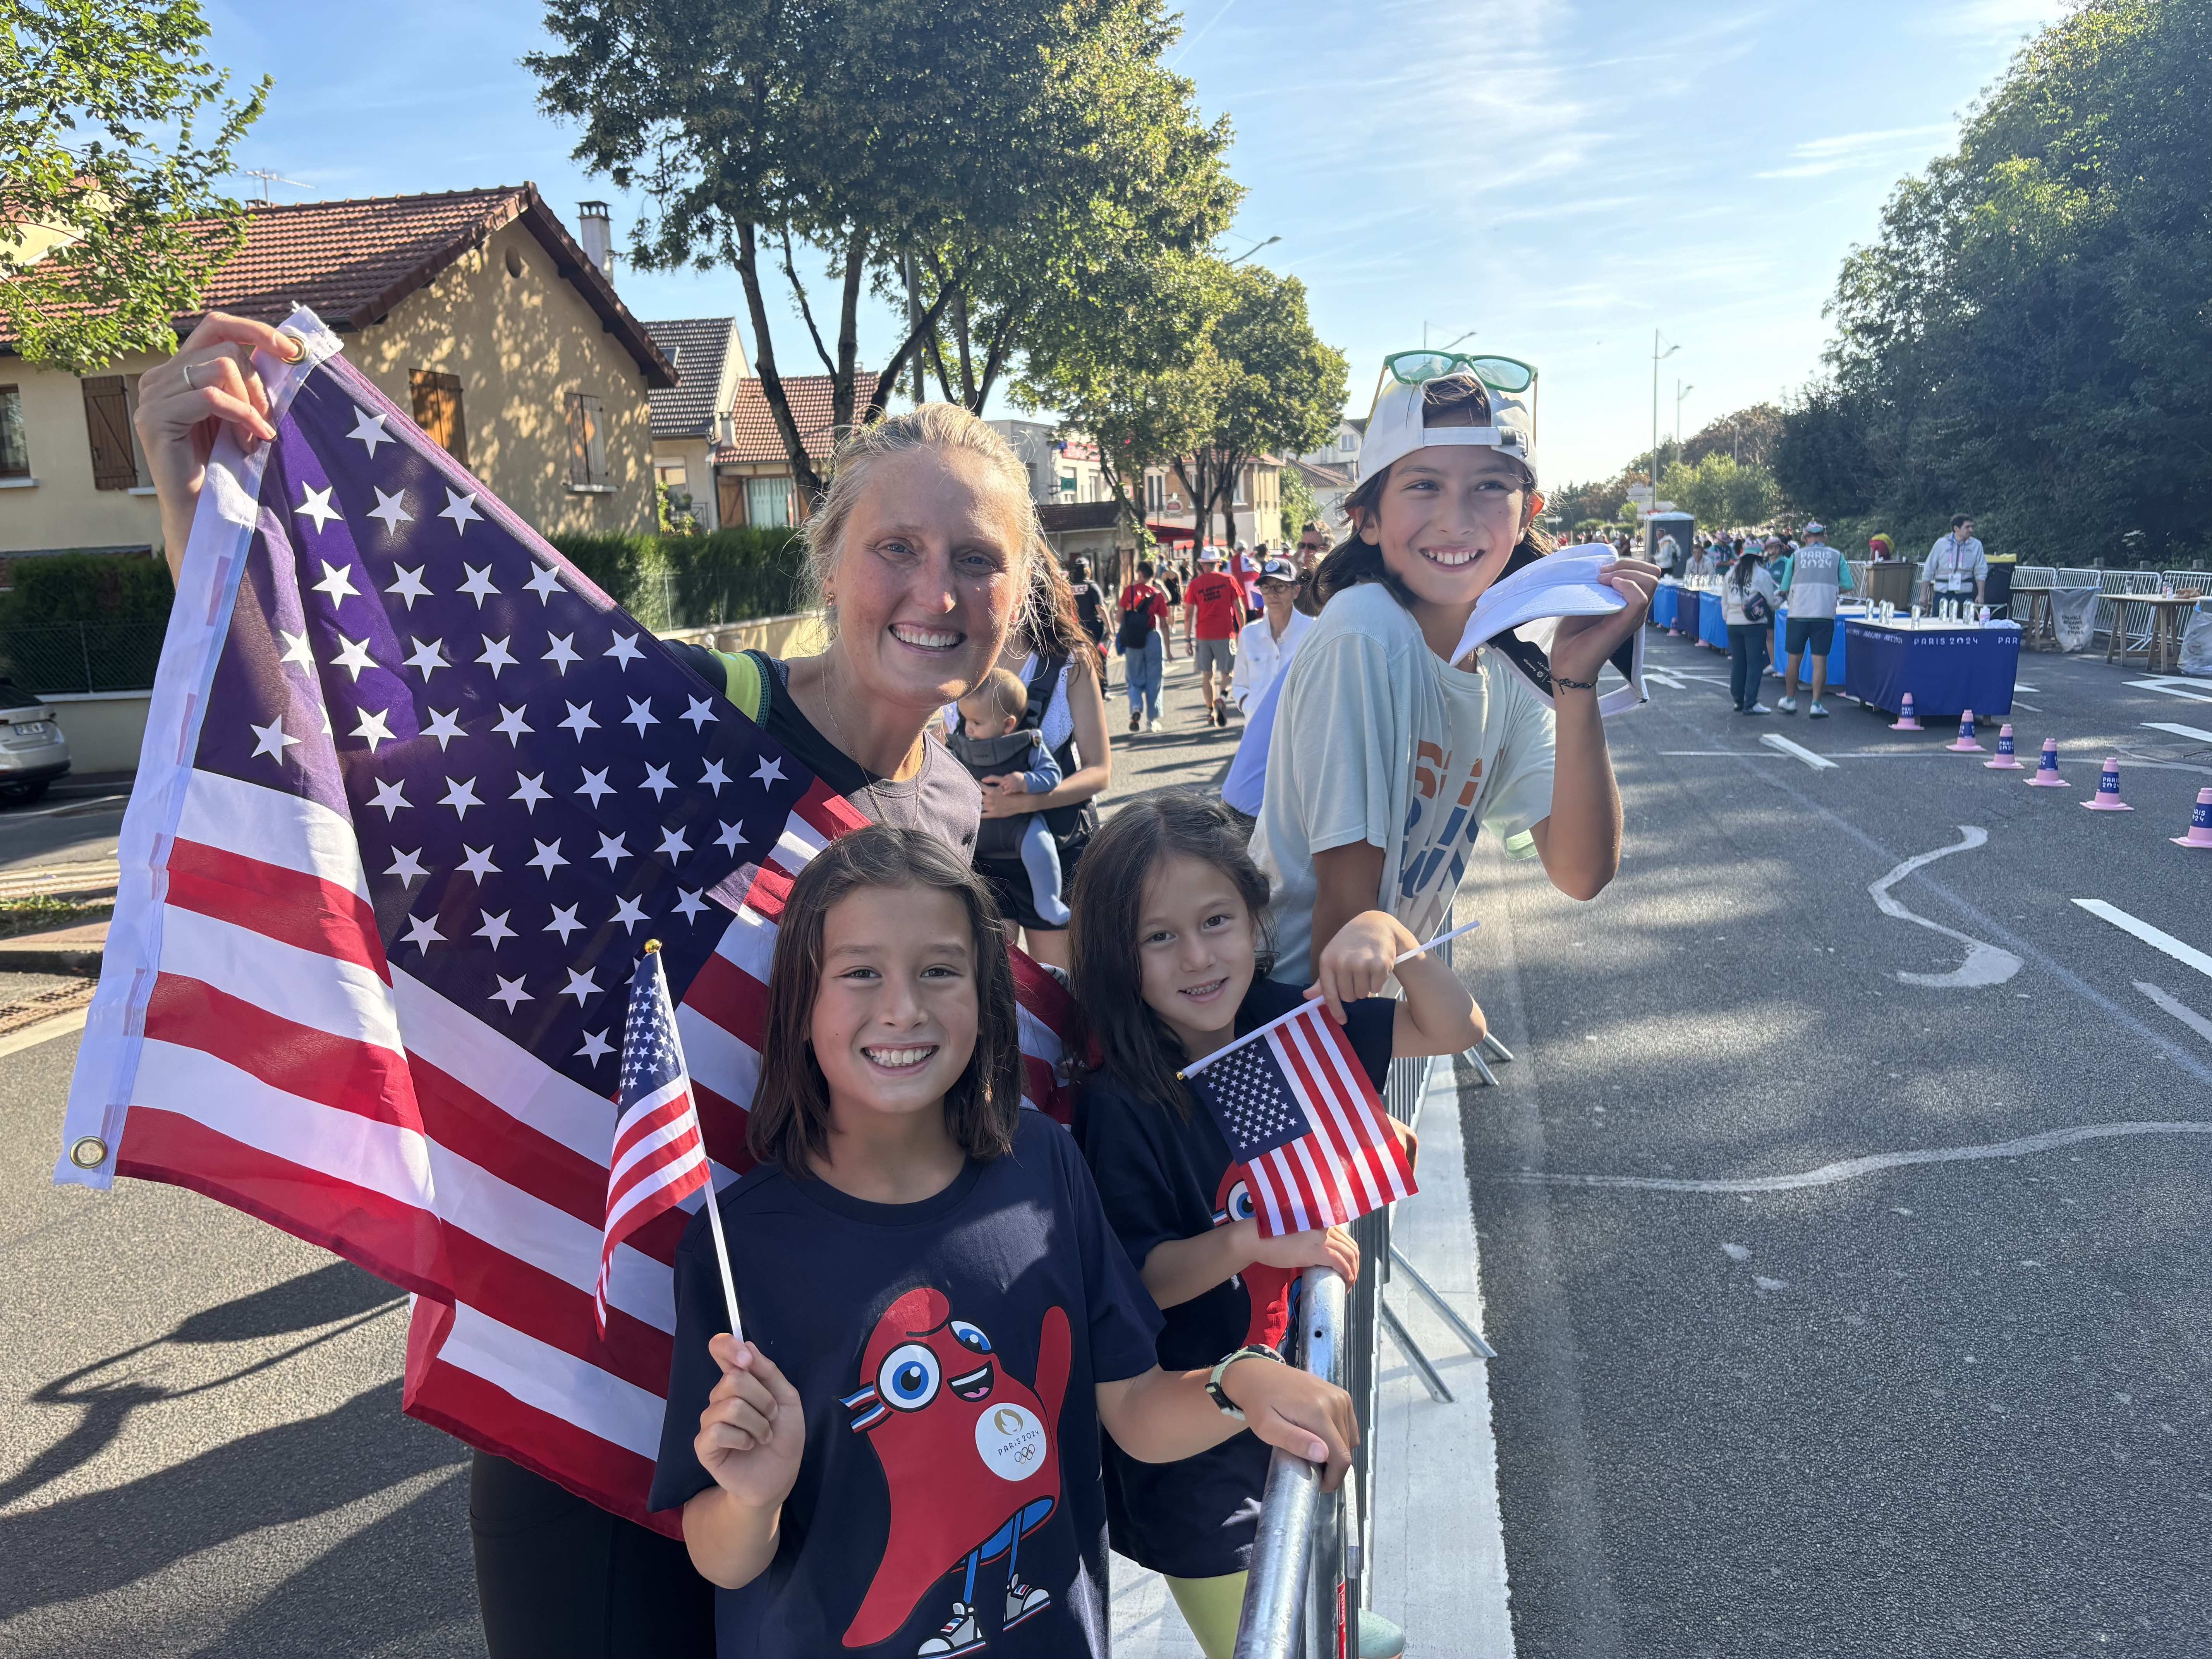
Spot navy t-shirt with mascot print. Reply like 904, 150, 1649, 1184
651, 1112, 1161, 1658
1073, 977, 1395, 1578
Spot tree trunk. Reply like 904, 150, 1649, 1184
733, 222, 824, 506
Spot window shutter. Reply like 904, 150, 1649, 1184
581, 395, 606, 487
82, 376, 138, 490
565, 392, 588, 486
717, 472, 744, 528
410, 371, 469, 467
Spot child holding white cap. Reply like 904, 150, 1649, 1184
1250, 353, 1657, 977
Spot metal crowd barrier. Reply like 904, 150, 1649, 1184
1237, 939, 1501, 1658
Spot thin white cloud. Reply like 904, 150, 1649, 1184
1908, 0, 2073, 40
1753, 122, 1956, 178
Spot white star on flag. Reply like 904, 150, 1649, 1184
511, 773, 550, 812
577, 1030, 613, 1064
386, 564, 431, 608
368, 488, 412, 538
456, 844, 500, 881
546, 904, 585, 943
524, 564, 564, 601
385, 848, 429, 885
527, 838, 568, 876
623, 697, 658, 735
560, 701, 599, 739
611, 896, 649, 933
440, 776, 483, 818
402, 913, 443, 951
640, 763, 675, 800
474, 910, 517, 948
347, 407, 392, 455
561, 968, 601, 1004
422, 708, 467, 750
657, 824, 690, 860
459, 563, 500, 606
295, 484, 341, 532
492, 704, 532, 744
330, 634, 378, 680
576, 768, 614, 806
440, 489, 484, 535
605, 632, 644, 669
714, 820, 744, 853
312, 561, 360, 605
477, 636, 518, 677
673, 889, 708, 923
278, 629, 316, 670
543, 634, 580, 673
592, 832, 629, 870
249, 716, 299, 760
489, 976, 532, 1012
682, 697, 717, 731
700, 759, 730, 795
403, 637, 449, 680
352, 708, 397, 754
368, 777, 410, 818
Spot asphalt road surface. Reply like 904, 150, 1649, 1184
1465, 629, 2212, 1657
0, 654, 1231, 1659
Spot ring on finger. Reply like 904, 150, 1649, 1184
182, 362, 200, 392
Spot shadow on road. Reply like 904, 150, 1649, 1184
0, 1376, 465, 1622
1, 1261, 407, 1514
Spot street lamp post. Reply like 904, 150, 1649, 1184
1224, 234, 1281, 266
1650, 331, 1679, 544
1423, 324, 1477, 351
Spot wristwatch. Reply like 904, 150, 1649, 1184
1206, 1345, 1285, 1421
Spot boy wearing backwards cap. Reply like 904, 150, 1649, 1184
1251, 351, 1657, 979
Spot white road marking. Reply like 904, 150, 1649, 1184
1760, 733, 1839, 771
1658, 749, 1780, 757
0, 792, 129, 822
2016, 682, 2042, 691
1870, 828, 2023, 987
2012, 700, 2042, 712
1494, 1120, 2212, 1194
2075, 900, 2212, 982
2127, 677, 2212, 705
2143, 721, 2212, 744
2137, 982, 2212, 1047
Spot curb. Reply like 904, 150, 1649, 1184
0, 941, 103, 975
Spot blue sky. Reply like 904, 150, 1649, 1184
207, 0, 2069, 487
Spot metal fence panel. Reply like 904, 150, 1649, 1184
0, 618, 168, 694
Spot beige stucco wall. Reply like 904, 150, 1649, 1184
347, 219, 656, 539
0, 215, 656, 560
0, 350, 168, 554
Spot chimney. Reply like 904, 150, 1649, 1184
577, 201, 614, 278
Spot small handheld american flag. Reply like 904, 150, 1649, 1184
1184, 1000, 1416, 1238
604, 942, 739, 1342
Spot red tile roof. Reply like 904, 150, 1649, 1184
713, 373, 879, 466
2, 185, 673, 386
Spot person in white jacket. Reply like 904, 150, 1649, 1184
1229, 557, 1314, 715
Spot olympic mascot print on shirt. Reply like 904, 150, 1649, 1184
1211, 1168, 1295, 1352
838, 1286, 1072, 1654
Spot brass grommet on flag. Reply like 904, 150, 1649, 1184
69, 1136, 108, 1169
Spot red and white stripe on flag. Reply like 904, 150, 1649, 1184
597, 1073, 709, 1336
1244, 1003, 1416, 1239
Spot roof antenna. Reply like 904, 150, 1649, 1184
241, 169, 307, 202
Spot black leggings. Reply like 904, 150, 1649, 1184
469, 1451, 714, 1657
1727, 623, 1769, 710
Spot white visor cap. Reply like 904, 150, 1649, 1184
1357, 374, 1536, 485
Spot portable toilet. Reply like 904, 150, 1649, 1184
1648, 510, 1695, 574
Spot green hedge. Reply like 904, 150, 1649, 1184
545, 526, 808, 630
0, 553, 175, 627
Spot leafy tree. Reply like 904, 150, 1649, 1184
1661, 453, 1781, 529
1278, 463, 1319, 541
1682, 402, 1784, 469
530, 0, 1231, 508
0, 0, 267, 373
899, 0, 1237, 413
1171, 263, 1346, 546
1785, 0, 2212, 564
1541, 479, 1613, 535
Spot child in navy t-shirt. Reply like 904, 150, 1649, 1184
651, 825, 1363, 1659
1064, 797, 1483, 1659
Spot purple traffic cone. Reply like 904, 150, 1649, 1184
2026, 737, 2068, 787
2082, 757, 2134, 812
1984, 725, 2024, 769
2173, 787, 2212, 849
1891, 692, 1923, 732
1947, 709, 1984, 751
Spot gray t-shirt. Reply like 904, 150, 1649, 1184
1250, 582, 1557, 982
1778, 543, 1851, 619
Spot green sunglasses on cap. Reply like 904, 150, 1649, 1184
1379, 349, 1537, 393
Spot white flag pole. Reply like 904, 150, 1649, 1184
1177, 917, 1482, 1080
644, 943, 743, 1346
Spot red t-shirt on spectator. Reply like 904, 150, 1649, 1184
1120, 583, 1170, 628
1185, 571, 1245, 640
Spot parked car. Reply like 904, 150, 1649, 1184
0, 680, 70, 804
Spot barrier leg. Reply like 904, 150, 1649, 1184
1379, 1301, 1454, 1404
1480, 1032, 1515, 1064
1388, 1245, 1498, 1359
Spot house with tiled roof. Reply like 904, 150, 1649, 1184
0, 184, 675, 570
643, 317, 750, 530
709, 371, 878, 530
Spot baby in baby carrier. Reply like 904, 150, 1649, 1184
944, 667, 1070, 926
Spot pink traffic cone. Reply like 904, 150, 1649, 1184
2173, 787, 2212, 849
1984, 725, 2024, 769
1891, 693, 1923, 732
2082, 757, 2134, 812
1947, 709, 1984, 751
2027, 737, 2068, 787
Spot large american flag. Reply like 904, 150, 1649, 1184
1183, 1001, 1415, 1238
56, 307, 1074, 1535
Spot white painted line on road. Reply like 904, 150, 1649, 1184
2012, 700, 2042, 712
2016, 682, 2042, 691
2143, 721, 2212, 744
2075, 900, 2212, 982
2127, 677, 2212, 705
1760, 733, 1839, 771
1871, 827, 2022, 988
0, 792, 128, 822
0, 1006, 89, 1059
2137, 982, 2212, 1048
1658, 749, 1781, 757
1493, 1120, 2212, 1194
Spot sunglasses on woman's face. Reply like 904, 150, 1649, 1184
1380, 350, 1538, 393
